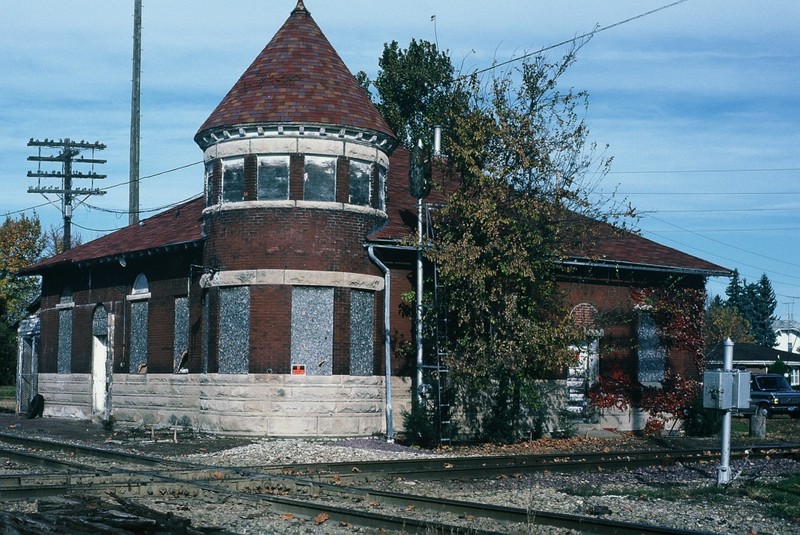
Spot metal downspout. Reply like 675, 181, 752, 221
367, 245, 395, 442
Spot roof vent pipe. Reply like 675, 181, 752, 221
433, 126, 442, 156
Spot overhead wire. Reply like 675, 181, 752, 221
458, 0, 689, 80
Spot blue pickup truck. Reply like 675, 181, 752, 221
748, 373, 800, 417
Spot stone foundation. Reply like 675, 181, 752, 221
35, 373, 412, 437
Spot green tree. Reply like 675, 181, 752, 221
366, 38, 627, 442
768, 358, 790, 377
722, 271, 777, 347
0, 214, 43, 323
0, 214, 44, 386
358, 39, 470, 154
430, 47, 617, 441
750, 274, 777, 347
705, 295, 755, 350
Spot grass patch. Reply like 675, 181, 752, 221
0, 385, 15, 413
739, 474, 800, 522
565, 473, 800, 523
0, 385, 15, 400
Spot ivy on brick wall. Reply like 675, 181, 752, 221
589, 286, 706, 434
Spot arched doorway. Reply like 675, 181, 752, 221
91, 305, 110, 417
568, 303, 602, 421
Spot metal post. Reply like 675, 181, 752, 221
416, 197, 424, 404
718, 337, 734, 485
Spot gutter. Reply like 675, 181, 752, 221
367, 244, 395, 442
559, 257, 732, 278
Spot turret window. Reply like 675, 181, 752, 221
204, 162, 215, 206
221, 158, 245, 203
257, 156, 290, 200
377, 165, 387, 211
348, 160, 372, 206
304, 156, 336, 202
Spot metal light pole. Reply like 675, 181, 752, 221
718, 337, 734, 485
409, 141, 427, 404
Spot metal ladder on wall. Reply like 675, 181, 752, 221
423, 203, 452, 446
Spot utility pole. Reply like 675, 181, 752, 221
27, 138, 107, 251
129, 0, 142, 225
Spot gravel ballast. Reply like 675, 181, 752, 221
1, 423, 799, 534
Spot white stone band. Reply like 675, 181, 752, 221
200, 269, 384, 291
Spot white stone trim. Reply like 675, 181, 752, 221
200, 269, 384, 291
55, 302, 75, 310
202, 200, 386, 218
126, 292, 151, 302
202, 135, 391, 169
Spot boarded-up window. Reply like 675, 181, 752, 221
638, 312, 666, 386
291, 287, 334, 375
218, 287, 250, 374
129, 301, 148, 373
205, 162, 216, 206
350, 290, 374, 375
174, 297, 189, 372
57, 309, 72, 374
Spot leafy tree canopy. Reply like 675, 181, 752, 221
705, 295, 755, 350
0, 214, 44, 324
365, 39, 626, 441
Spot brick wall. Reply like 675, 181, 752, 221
249, 285, 291, 373
203, 207, 385, 276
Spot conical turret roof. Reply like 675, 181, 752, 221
196, 2, 394, 143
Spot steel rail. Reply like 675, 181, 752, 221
0, 433, 794, 534
0, 436, 717, 534
0, 468, 712, 535
250, 444, 800, 482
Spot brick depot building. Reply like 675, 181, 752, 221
19, 1, 729, 437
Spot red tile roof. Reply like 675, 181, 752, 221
195, 3, 394, 142
22, 196, 205, 273
566, 219, 730, 275
370, 148, 730, 276
23, 167, 728, 277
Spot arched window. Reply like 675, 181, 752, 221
60, 286, 73, 305
132, 273, 149, 295
129, 273, 149, 373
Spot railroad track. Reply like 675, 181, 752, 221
0, 432, 795, 534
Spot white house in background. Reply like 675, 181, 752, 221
708, 342, 800, 387
774, 319, 800, 355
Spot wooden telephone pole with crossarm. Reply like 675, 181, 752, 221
27, 138, 106, 251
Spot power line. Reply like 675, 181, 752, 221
651, 227, 800, 233
643, 207, 799, 214
640, 212, 800, 274
7, 160, 203, 220
619, 192, 800, 196
461, 0, 689, 79
609, 167, 800, 175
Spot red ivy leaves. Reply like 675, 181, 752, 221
587, 365, 634, 412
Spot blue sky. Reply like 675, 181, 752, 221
1, 1, 799, 323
